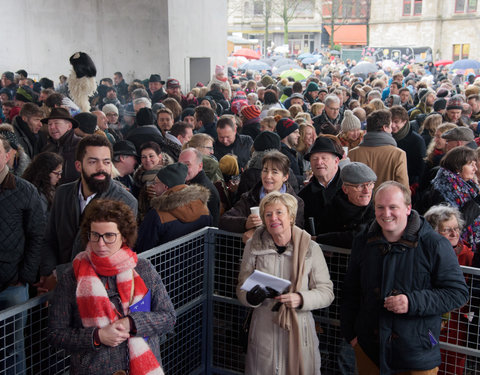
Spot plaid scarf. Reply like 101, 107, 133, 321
432, 167, 480, 253
73, 245, 164, 375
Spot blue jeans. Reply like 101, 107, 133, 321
0, 284, 29, 375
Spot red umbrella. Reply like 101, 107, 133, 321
434, 59, 453, 67
232, 48, 261, 60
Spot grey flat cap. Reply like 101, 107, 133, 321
441, 127, 474, 142
340, 162, 377, 184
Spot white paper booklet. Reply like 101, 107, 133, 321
240, 270, 291, 293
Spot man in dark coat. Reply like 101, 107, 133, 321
0, 136, 45, 374
13, 102, 46, 159
179, 148, 220, 226
315, 162, 376, 248
113, 71, 129, 104
313, 94, 342, 135
214, 115, 253, 171
39, 135, 138, 282
147, 74, 167, 104
126, 108, 177, 161
136, 163, 212, 252
41, 107, 81, 184
390, 105, 426, 187
341, 181, 469, 374
298, 137, 343, 235
276, 118, 303, 186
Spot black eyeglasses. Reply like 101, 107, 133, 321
88, 231, 120, 244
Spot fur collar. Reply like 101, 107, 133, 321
150, 184, 210, 212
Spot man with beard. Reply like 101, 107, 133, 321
38, 135, 137, 289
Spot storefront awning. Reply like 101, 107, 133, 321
325, 25, 367, 46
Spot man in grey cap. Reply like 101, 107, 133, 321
314, 162, 376, 248
442, 126, 477, 152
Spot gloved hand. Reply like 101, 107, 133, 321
246, 284, 267, 305
265, 287, 280, 298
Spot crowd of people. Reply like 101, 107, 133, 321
0, 55, 479, 373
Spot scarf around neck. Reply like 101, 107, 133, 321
73, 244, 164, 375
360, 131, 397, 147
272, 225, 312, 375
392, 120, 410, 142
432, 167, 480, 252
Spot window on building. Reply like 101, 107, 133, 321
403, 0, 422, 16
244, 1, 250, 14
253, 0, 263, 15
455, 0, 477, 13
413, 0, 422, 15
452, 44, 470, 60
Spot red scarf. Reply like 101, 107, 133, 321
73, 245, 164, 375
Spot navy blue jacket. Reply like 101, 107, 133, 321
341, 211, 469, 373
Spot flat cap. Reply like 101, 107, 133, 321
340, 162, 377, 184
441, 127, 474, 142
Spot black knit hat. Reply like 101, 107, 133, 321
433, 98, 447, 112
74, 112, 98, 134
136, 108, 155, 126
253, 131, 281, 151
181, 107, 195, 120
275, 118, 299, 140
156, 163, 188, 188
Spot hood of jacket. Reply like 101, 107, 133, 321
151, 183, 210, 222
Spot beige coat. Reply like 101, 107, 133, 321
348, 144, 409, 190
237, 227, 334, 375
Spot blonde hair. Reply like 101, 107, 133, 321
184, 133, 214, 150
310, 102, 325, 116
260, 116, 276, 132
288, 104, 303, 118
259, 192, 298, 227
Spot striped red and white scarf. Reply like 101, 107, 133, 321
73, 244, 164, 375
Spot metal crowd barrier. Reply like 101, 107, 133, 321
0, 228, 479, 374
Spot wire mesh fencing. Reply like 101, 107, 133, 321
0, 228, 479, 374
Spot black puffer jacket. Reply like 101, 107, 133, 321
0, 173, 46, 291
341, 212, 469, 373
214, 134, 253, 171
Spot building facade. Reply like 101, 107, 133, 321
228, 0, 324, 55
369, 0, 480, 61
228, 0, 370, 55
0, 0, 227, 91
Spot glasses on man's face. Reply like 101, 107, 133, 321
106, 113, 119, 117
88, 231, 119, 244
327, 106, 340, 112
200, 146, 214, 151
439, 227, 460, 235
344, 182, 375, 191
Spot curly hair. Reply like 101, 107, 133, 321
80, 199, 137, 248
22, 152, 63, 209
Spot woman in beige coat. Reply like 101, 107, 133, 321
237, 192, 334, 375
